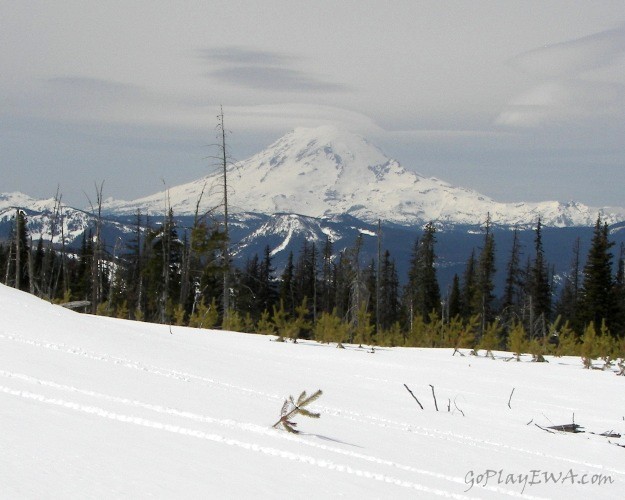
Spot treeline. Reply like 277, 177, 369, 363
2, 208, 624, 362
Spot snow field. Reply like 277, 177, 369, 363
0, 284, 623, 498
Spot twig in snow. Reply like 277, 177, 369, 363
535, 423, 555, 434
429, 384, 439, 411
403, 384, 424, 410
508, 388, 515, 409
453, 397, 465, 417
590, 430, 621, 438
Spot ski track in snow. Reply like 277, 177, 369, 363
2, 332, 624, 482
0, 384, 489, 500
0, 369, 537, 499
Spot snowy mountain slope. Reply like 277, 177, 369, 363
1, 284, 624, 498
0, 192, 135, 246
0, 192, 92, 244
101, 126, 625, 228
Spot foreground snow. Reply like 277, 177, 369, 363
0, 284, 623, 498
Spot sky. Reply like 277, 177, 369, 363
2, 1, 625, 208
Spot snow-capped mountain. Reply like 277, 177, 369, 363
101, 126, 625, 228
0, 192, 132, 246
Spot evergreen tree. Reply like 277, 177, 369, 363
404, 223, 440, 322
448, 274, 461, 319
319, 236, 335, 314
258, 245, 278, 316
378, 250, 400, 330
474, 214, 496, 329
579, 216, 616, 332
7, 210, 30, 291
279, 251, 295, 315
344, 235, 369, 341
238, 253, 261, 319
611, 243, 625, 336
460, 250, 477, 318
555, 237, 582, 332
142, 209, 183, 323
527, 217, 551, 337
501, 228, 523, 319
293, 241, 318, 318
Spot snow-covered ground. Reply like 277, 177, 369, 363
1, 284, 623, 499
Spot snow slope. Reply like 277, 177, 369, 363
1, 284, 624, 498
101, 126, 625, 228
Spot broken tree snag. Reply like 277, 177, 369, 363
617, 362, 625, 376
508, 388, 515, 409
591, 431, 622, 438
403, 384, 424, 410
452, 348, 465, 357
429, 384, 439, 411
547, 423, 584, 433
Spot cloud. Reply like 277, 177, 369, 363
199, 47, 295, 66
45, 77, 146, 103
200, 45, 350, 93
496, 26, 625, 128
509, 26, 625, 78
496, 80, 625, 127
9, 76, 203, 128
208, 66, 348, 92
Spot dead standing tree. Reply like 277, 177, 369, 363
85, 181, 105, 314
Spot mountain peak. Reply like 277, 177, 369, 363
100, 127, 625, 228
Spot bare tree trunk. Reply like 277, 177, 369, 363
88, 182, 104, 314
218, 107, 230, 318
28, 236, 35, 295
15, 209, 21, 290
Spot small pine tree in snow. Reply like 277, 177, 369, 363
506, 321, 526, 361
116, 300, 129, 320
580, 322, 597, 369
527, 337, 547, 362
273, 389, 323, 434
553, 320, 578, 357
133, 307, 144, 322
222, 309, 244, 332
255, 309, 275, 335
314, 310, 347, 344
596, 320, 616, 370
351, 303, 374, 347
478, 321, 501, 359
173, 303, 186, 326
188, 298, 218, 329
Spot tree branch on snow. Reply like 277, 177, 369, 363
403, 384, 424, 410
273, 389, 323, 434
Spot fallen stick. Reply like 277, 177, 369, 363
535, 423, 555, 434
429, 384, 439, 411
403, 384, 424, 410
547, 423, 584, 433
508, 388, 515, 409
453, 397, 465, 417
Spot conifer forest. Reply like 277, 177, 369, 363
3, 207, 625, 365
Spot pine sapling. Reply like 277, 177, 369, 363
273, 389, 323, 434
